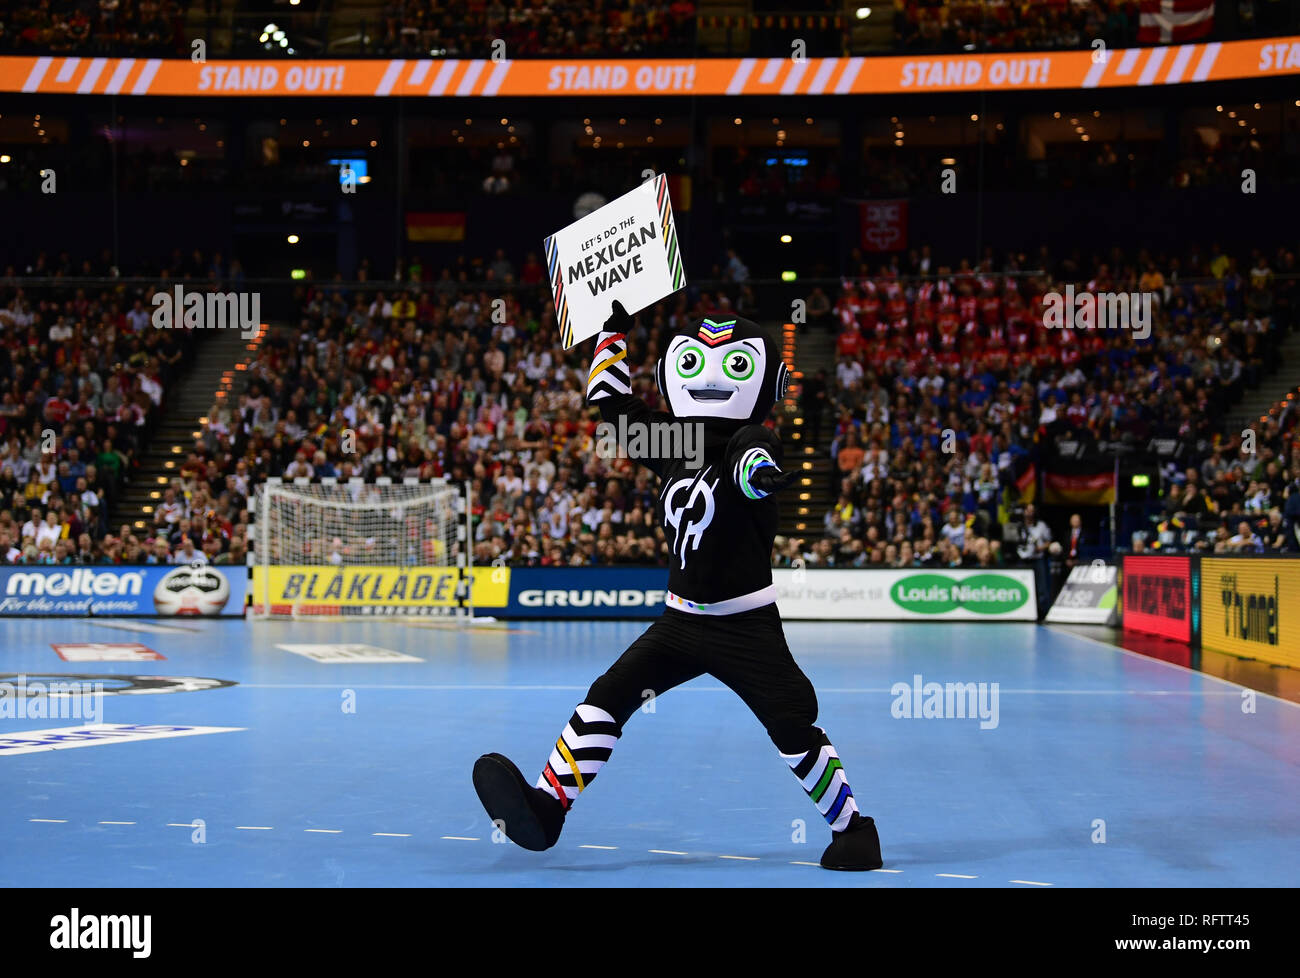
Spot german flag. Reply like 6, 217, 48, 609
1043, 470, 1116, 506
1014, 461, 1037, 503
406, 212, 465, 242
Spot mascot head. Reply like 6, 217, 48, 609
655, 316, 789, 426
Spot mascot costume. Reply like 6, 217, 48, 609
472, 301, 882, 870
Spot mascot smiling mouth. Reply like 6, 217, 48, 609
687, 386, 735, 401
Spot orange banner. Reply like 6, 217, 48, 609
2, 38, 1298, 98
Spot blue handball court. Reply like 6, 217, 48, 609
1, 617, 1296, 887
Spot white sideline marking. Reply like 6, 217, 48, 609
1044, 626, 1300, 711
237, 682, 1242, 695
88, 619, 200, 634
18, 814, 1056, 884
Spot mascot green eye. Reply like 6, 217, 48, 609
675, 346, 705, 378
722, 350, 755, 381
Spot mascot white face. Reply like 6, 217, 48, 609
663, 328, 770, 421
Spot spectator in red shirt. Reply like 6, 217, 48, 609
836, 326, 865, 360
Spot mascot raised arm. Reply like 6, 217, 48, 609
473, 301, 883, 871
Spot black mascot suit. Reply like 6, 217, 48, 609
473, 302, 882, 870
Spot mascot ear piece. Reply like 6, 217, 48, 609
655, 357, 667, 402
775, 361, 790, 404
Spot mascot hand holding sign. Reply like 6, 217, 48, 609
473, 301, 883, 871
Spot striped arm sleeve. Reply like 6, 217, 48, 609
586, 330, 630, 403
733, 445, 779, 499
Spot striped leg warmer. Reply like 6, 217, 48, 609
536, 704, 620, 811
780, 728, 860, 832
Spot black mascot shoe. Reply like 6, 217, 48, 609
472, 752, 566, 851
820, 813, 883, 871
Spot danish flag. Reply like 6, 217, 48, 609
1137, 1, 1214, 44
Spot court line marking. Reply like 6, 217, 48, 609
15, 816, 1040, 879
1044, 625, 1300, 711
237, 682, 1240, 695
13, 818, 1054, 881
86, 619, 201, 634
242, 684, 598, 690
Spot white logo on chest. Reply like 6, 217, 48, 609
662, 468, 719, 569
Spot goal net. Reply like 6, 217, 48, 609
251, 479, 472, 619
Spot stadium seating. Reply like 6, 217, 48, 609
811, 245, 1300, 567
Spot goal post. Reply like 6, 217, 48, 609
251, 478, 476, 619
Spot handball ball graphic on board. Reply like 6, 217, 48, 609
153, 565, 232, 616
544, 172, 686, 349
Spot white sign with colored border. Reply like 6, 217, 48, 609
52, 643, 165, 662
0, 724, 243, 756
544, 174, 685, 349
275, 644, 423, 664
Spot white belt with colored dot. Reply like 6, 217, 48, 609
665, 584, 777, 616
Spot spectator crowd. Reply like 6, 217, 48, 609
0, 265, 195, 565
370, 0, 697, 57
0, 0, 186, 55
4, 235, 1299, 571
6, 1, 1293, 58
802, 240, 1300, 570
201, 251, 764, 569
